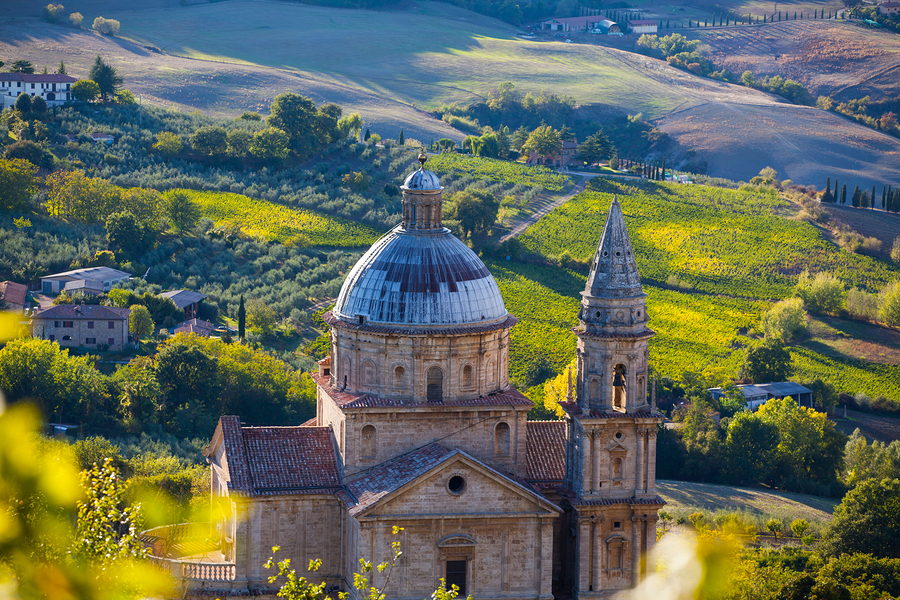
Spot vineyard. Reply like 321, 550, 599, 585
426, 154, 572, 191
517, 179, 900, 299
180, 190, 380, 247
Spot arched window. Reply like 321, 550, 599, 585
393, 366, 405, 388
427, 367, 443, 402
363, 360, 377, 386
612, 364, 627, 409
590, 378, 600, 402
361, 424, 376, 458
462, 364, 474, 389
494, 422, 510, 456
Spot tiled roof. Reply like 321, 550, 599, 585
32, 304, 130, 320
312, 373, 533, 409
574, 327, 655, 339
0, 73, 77, 83
219, 416, 251, 493
573, 495, 666, 507
346, 443, 455, 516
241, 426, 342, 495
526, 421, 567, 483
0, 281, 27, 306
300, 417, 318, 426
325, 311, 518, 337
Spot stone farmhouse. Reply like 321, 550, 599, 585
143, 157, 663, 600
879, 1, 900, 15
0, 73, 76, 110
0, 281, 28, 312
30, 303, 131, 352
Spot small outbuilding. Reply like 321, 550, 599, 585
160, 289, 208, 320
41, 266, 131, 295
628, 19, 658, 34
708, 382, 814, 411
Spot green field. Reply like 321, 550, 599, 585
518, 179, 900, 299
496, 178, 900, 401
181, 190, 380, 247
427, 154, 571, 191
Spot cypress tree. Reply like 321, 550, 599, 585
873, 185, 877, 209
662, 158, 666, 180
851, 185, 861, 207
834, 178, 839, 200
794, 11, 797, 19
667, 18, 670, 28
238, 295, 246, 340
763, 14, 766, 23
883, 185, 887, 209
841, 184, 847, 204
779, 11, 781, 20
399, 129, 405, 145
364, 128, 371, 141
823, 177, 832, 203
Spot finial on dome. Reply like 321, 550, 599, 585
418, 153, 428, 168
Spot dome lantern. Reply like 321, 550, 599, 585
400, 154, 444, 230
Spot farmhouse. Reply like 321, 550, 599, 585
174, 318, 216, 337
0, 73, 76, 110
0, 281, 28, 312
539, 16, 605, 31
160, 289, 208, 320
144, 158, 664, 600
529, 139, 578, 168
627, 20, 658, 34
40, 266, 131, 294
879, 1, 900, 14
30, 303, 131, 352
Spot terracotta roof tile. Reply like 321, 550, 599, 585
219, 416, 251, 493
0, 73, 77, 83
559, 402, 663, 420
526, 421, 567, 483
312, 373, 533, 409
572, 495, 666, 507
0, 281, 27, 307
240, 426, 342, 495
32, 304, 130, 320
346, 443, 455, 516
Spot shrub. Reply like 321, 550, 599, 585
891, 237, 900, 264
69, 11, 83, 26
762, 297, 807, 343
847, 287, 879, 320
880, 280, 900, 326
71, 79, 100, 102
92, 16, 120, 35
795, 270, 846, 315
862, 236, 883, 253
41, 3, 65, 23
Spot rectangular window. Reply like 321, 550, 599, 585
86, 338, 96, 345
108, 338, 115, 346
87, 321, 94, 329
446, 561, 466, 597
54, 321, 60, 328
63, 321, 73, 328
30, 83, 34, 89
108, 321, 115, 329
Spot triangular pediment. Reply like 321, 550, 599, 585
348, 450, 560, 519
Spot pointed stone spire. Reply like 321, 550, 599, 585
584, 196, 643, 299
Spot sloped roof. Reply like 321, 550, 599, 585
526, 421, 567, 483
64, 279, 104, 292
216, 416, 342, 496
43, 266, 131, 282
160, 289, 207, 308
755, 382, 813, 397
33, 304, 130, 320
0, 281, 27, 307
572, 495, 666, 507
0, 73, 77, 83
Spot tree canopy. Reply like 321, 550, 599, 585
89, 55, 123, 102
821, 478, 900, 558
739, 339, 794, 383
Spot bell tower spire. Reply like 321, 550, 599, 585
575, 196, 653, 413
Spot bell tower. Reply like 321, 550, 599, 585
575, 196, 653, 413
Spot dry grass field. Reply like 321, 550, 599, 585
4, 0, 900, 184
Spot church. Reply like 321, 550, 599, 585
199, 156, 664, 599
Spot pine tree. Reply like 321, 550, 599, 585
238, 295, 246, 340
57, 61, 67, 75
841, 184, 847, 204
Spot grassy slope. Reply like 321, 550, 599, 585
658, 480, 836, 525
496, 177, 900, 400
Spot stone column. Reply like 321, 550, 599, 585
579, 519, 591, 593
582, 431, 593, 494
540, 519, 553, 598
591, 431, 601, 493
592, 519, 602, 592
630, 516, 639, 586
647, 431, 657, 494
634, 428, 644, 496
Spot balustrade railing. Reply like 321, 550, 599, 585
147, 555, 237, 582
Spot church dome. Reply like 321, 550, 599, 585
332, 226, 508, 327
402, 167, 442, 191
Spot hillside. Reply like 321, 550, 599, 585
4, 1, 900, 184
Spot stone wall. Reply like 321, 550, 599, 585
32, 316, 129, 352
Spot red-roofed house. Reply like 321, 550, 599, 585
146, 160, 664, 600
30, 303, 130, 351
0, 73, 76, 110
0, 281, 28, 312
879, 1, 900, 14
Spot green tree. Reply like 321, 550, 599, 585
14, 92, 31, 114
10, 60, 35, 74
226, 128, 252, 157
821, 478, 900, 558
155, 342, 223, 437
723, 411, 779, 484
71, 435, 125, 471
0, 157, 38, 213
247, 298, 277, 337
57, 61, 67, 75
448, 190, 500, 239
522, 124, 562, 162
880, 280, 900, 326
112, 356, 162, 425
762, 297, 807, 343
152, 131, 182, 157
398, 129, 405, 145
89, 55, 123, 102
250, 127, 290, 162
190, 125, 228, 156
128, 304, 155, 341
164, 190, 200, 233
790, 518, 810, 538
739, 339, 794, 383
42, 3, 65, 22
576, 131, 614, 165
30, 94, 48, 113
69, 11, 83, 26
337, 113, 364, 140
238, 294, 246, 340
71, 79, 100, 102
267, 92, 319, 154
106, 210, 156, 258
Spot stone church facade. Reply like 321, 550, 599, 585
195, 157, 663, 600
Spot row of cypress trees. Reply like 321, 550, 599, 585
821, 177, 900, 212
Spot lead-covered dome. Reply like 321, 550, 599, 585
332, 226, 508, 327
402, 168, 442, 191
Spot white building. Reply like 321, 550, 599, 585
628, 20, 658, 34
0, 73, 77, 109
41, 266, 131, 295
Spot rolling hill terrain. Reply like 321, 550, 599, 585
3, 0, 900, 184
